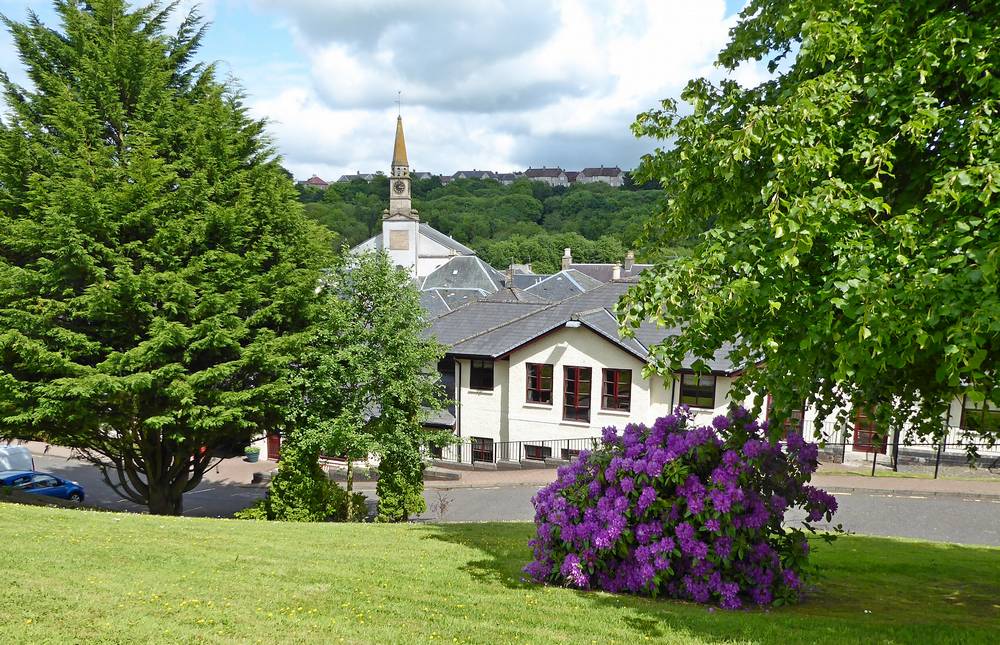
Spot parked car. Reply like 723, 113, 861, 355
0, 445, 34, 471
0, 471, 85, 503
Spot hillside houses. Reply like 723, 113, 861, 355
304, 165, 626, 188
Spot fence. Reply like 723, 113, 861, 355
430, 421, 1000, 479
430, 436, 600, 466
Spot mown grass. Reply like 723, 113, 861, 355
0, 504, 998, 644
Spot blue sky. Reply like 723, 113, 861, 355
0, 1, 758, 180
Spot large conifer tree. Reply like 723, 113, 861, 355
0, 1, 332, 514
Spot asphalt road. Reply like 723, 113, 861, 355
30, 453, 266, 518
26, 454, 1000, 546
415, 484, 1000, 547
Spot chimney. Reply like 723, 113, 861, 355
612, 263, 621, 281
624, 250, 635, 272
561, 247, 572, 270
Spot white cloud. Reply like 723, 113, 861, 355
247, 0, 765, 180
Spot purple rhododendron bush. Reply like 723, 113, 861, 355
524, 407, 838, 608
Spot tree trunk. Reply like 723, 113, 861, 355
147, 483, 184, 515
345, 456, 354, 522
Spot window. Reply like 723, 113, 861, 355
471, 437, 494, 463
526, 363, 554, 404
29, 475, 59, 489
563, 366, 592, 422
561, 448, 582, 461
602, 369, 632, 411
469, 359, 494, 390
961, 403, 1000, 435
679, 373, 716, 409
524, 444, 552, 461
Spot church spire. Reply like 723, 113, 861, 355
392, 116, 408, 169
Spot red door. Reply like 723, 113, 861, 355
266, 433, 282, 461
853, 408, 886, 454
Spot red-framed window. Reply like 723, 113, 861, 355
469, 359, 494, 390
524, 444, 552, 461
526, 363, 554, 404
563, 366, 592, 422
471, 437, 494, 463
680, 373, 716, 409
602, 368, 631, 411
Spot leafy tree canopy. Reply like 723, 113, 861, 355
294, 251, 447, 522
297, 177, 668, 263
0, 0, 332, 514
621, 0, 999, 441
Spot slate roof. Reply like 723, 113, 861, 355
524, 269, 605, 301
420, 290, 452, 319
511, 273, 548, 289
524, 167, 565, 178
426, 281, 739, 373
421, 256, 505, 292
580, 166, 623, 177
479, 287, 549, 304
568, 263, 653, 282
418, 224, 476, 256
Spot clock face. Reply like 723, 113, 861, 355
393, 179, 406, 194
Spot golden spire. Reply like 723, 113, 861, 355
392, 116, 408, 168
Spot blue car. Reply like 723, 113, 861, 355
0, 470, 85, 503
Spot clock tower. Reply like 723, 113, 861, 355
388, 116, 414, 218
382, 115, 420, 274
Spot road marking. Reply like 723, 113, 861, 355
907, 496, 927, 499
187, 488, 217, 495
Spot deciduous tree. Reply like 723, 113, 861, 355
622, 0, 999, 443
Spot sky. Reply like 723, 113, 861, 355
0, 1, 760, 181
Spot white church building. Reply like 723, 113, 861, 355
351, 117, 476, 279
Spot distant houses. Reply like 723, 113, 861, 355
300, 165, 627, 188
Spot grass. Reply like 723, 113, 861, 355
1, 505, 998, 644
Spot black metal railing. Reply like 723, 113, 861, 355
428, 421, 1000, 479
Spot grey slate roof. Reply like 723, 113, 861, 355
524, 269, 604, 301
426, 281, 739, 373
418, 224, 476, 256
512, 273, 547, 289
580, 166, 623, 177
421, 256, 505, 292
420, 290, 452, 319
479, 287, 549, 304
525, 167, 565, 178
568, 263, 653, 283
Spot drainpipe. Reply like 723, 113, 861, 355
455, 359, 462, 463
669, 375, 677, 414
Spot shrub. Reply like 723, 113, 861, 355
235, 436, 367, 522
524, 407, 837, 608
375, 448, 427, 522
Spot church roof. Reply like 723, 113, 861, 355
421, 256, 505, 292
392, 116, 408, 167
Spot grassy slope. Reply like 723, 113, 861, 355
0, 505, 998, 645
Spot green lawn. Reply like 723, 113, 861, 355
1, 504, 998, 644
